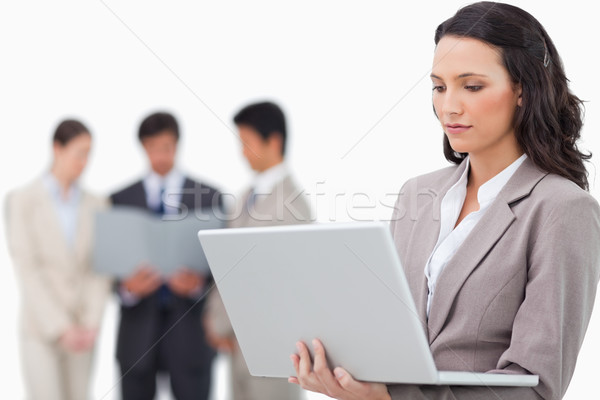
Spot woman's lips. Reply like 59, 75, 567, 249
445, 124, 471, 134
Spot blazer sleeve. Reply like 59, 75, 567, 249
388, 193, 600, 400
204, 287, 234, 338
80, 273, 111, 329
80, 195, 112, 329
5, 190, 72, 341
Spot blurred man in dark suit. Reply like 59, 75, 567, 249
111, 111, 222, 400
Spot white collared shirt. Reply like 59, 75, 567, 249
42, 172, 81, 248
143, 168, 186, 215
424, 154, 527, 317
250, 162, 289, 197
121, 168, 186, 306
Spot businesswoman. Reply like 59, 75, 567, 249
6, 120, 111, 400
290, 2, 600, 400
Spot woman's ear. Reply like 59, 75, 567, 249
516, 83, 523, 107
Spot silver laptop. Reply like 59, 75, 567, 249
197, 221, 538, 387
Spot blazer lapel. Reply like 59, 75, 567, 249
232, 174, 291, 228
403, 162, 468, 334
403, 205, 437, 332
257, 175, 289, 221
180, 177, 196, 211
73, 192, 92, 267
35, 181, 71, 256
427, 158, 548, 344
229, 188, 253, 228
128, 181, 150, 209
427, 200, 515, 343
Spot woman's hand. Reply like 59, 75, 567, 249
289, 339, 391, 400
59, 326, 97, 353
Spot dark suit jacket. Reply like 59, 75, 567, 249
387, 158, 600, 400
110, 176, 222, 373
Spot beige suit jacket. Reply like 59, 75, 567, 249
387, 158, 600, 400
207, 173, 312, 334
6, 178, 111, 341
229, 174, 313, 230
205, 173, 312, 399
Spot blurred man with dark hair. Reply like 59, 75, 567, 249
205, 101, 311, 400
111, 111, 222, 400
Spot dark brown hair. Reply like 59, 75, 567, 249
53, 119, 90, 146
233, 101, 287, 156
435, 1, 590, 190
138, 112, 180, 142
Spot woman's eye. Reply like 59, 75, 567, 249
432, 86, 445, 92
465, 85, 483, 92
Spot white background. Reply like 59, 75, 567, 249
0, 1, 598, 399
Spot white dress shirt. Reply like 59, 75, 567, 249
424, 154, 527, 317
120, 168, 187, 306
43, 173, 81, 248
143, 168, 186, 215
250, 162, 289, 197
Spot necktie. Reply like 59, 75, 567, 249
156, 187, 165, 216
155, 186, 171, 307
245, 188, 256, 212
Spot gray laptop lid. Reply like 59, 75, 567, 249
199, 222, 438, 383
198, 222, 538, 386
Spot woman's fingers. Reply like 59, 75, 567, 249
312, 339, 344, 397
296, 341, 313, 378
288, 376, 300, 385
290, 353, 301, 383
334, 367, 391, 400
289, 350, 302, 386
334, 367, 362, 392
312, 339, 337, 381
290, 339, 389, 400
291, 341, 330, 394
290, 353, 300, 372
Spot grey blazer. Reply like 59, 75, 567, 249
387, 158, 600, 400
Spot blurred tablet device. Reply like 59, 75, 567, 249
197, 222, 538, 386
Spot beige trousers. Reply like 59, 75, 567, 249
21, 335, 94, 400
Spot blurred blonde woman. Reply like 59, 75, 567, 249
6, 119, 111, 400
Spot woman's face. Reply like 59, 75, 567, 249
53, 133, 92, 182
431, 35, 522, 160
